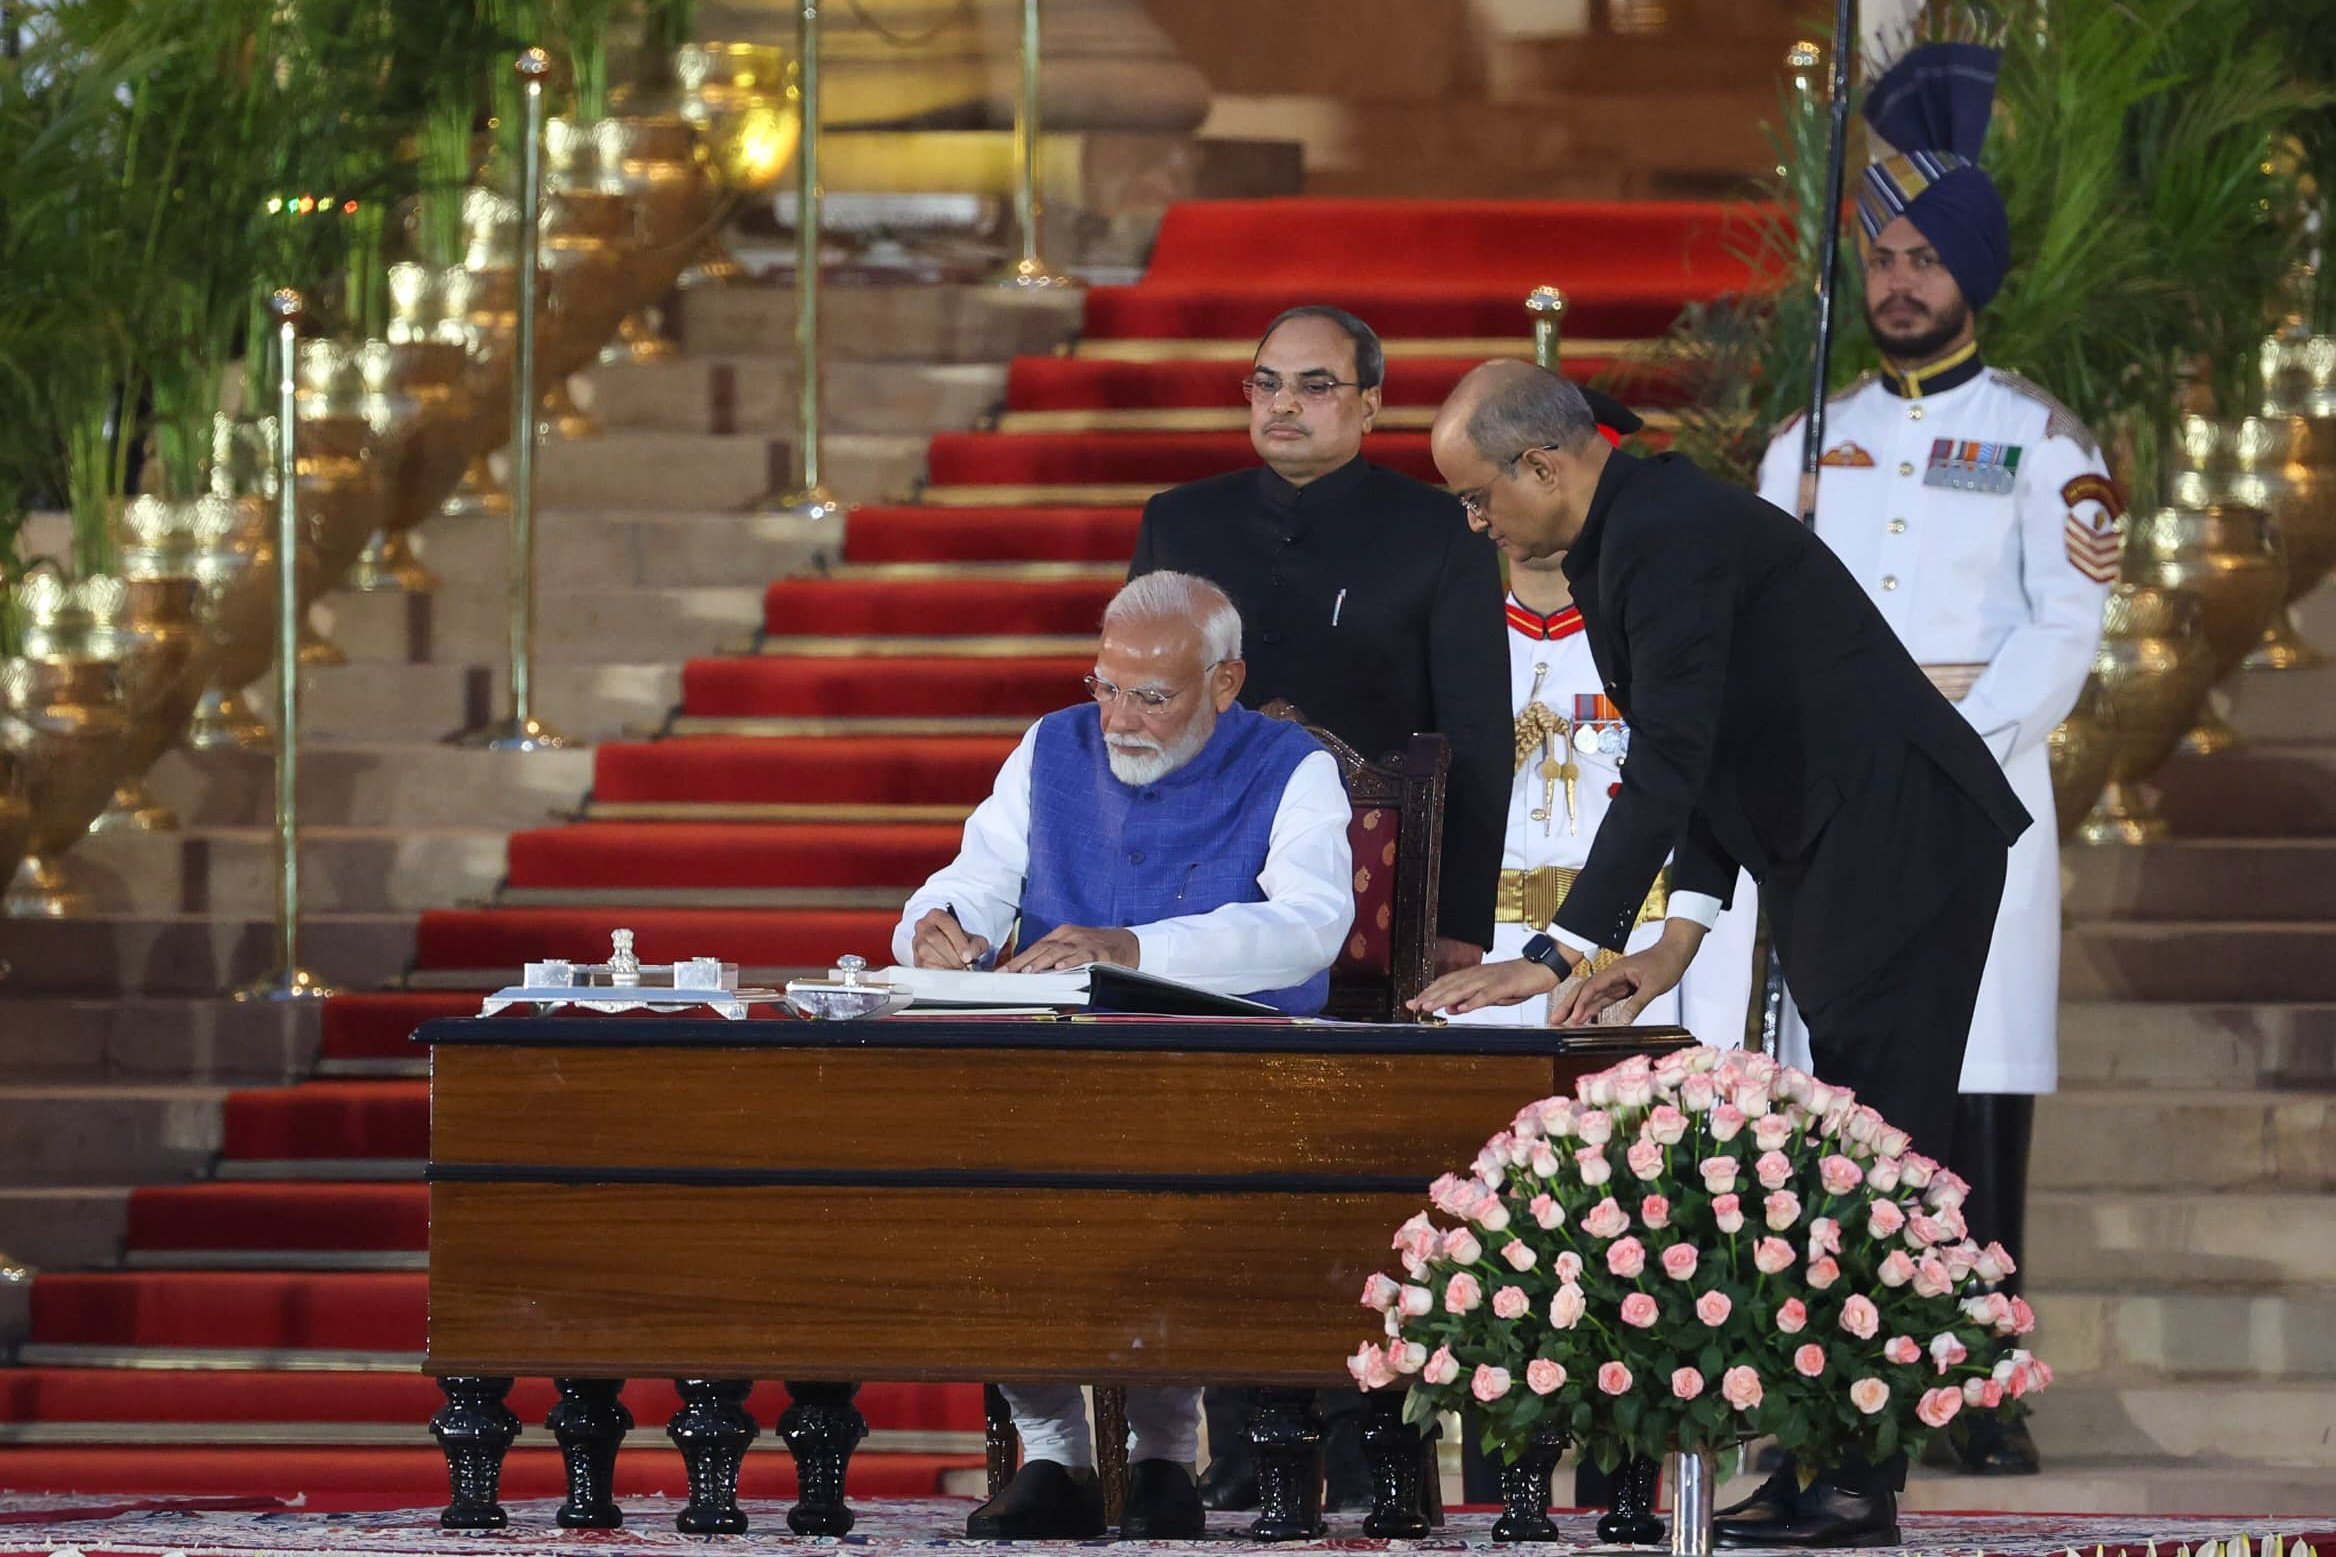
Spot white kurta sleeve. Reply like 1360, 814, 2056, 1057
1950, 433, 2116, 764
1754, 424, 1805, 516
1130, 749, 1357, 994
891, 723, 1039, 965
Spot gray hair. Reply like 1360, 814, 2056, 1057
1465, 362, 1601, 463
1256, 304, 1385, 390
1105, 571, 1243, 665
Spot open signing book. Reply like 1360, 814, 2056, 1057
878, 963, 1278, 1017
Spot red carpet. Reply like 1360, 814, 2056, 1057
764, 575, 1118, 637
221, 1084, 425, 1164
32, 1272, 426, 1352
842, 505, 1143, 564
128, 1183, 427, 1252
681, 657, 1086, 720
590, 736, 1017, 807
320, 993, 482, 1065
506, 821, 962, 891
411, 906, 896, 972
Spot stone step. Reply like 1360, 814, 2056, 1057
579, 357, 1007, 438
0, 1085, 224, 1187
2035, 1287, 2336, 1383
2228, 663, 2336, 743
0, 915, 418, 997
267, 660, 677, 743
0, 1188, 130, 1270
2061, 922, 2336, 1004
2064, 839, 2336, 921
2031, 1090, 2336, 1192
406, 507, 834, 592
673, 282, 1082, 362
0, 999, 322, 1085
535, 429, 929, 511
148, 745, 593, 831
2147, 744, 2336, 838
2027, 1191, 2336, 1289
1896, 1459, 2336, 1516
314, 586, 765, 665
2058, 1002, 2336, 1090
2029, 1379, 2336, 1469
1490, 31, 1806, 101
54, 827, 509, 917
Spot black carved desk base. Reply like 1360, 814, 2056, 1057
548, 1377, 631, 1528
431, 1376, 520, 1530
1490, 1424, 1570, 1542
1246, 1387, 1326, 1541
780, 1381, 869, 1535
1358, 1388, 1436, 1538
668, 1378, 760, 1534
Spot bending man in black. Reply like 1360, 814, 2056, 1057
1415, 361, 2026, 1549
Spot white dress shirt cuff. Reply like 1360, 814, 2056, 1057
1666, 891, 1725, 931
1550, 925, 1603, 961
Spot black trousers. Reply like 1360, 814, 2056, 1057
1948, 1093, 2033, 1295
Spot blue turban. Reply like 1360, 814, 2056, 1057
1856, 43, 2011, 310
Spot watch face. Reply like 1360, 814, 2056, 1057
1520, 933, 1559, 968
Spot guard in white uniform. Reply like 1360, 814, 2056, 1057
1748, 40, 2118, 1484
1446, 592, 1761, 1044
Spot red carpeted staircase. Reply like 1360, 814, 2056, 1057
6, 199, 1741, 1505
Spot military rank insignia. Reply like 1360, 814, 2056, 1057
2062, 472, 2127, 582
1923, 439, 2023, 493
1819, 442, 1876, 468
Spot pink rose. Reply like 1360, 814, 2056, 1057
1527, 1359, 1567, 1396
1549, 1282, 1587, 1329
1764, 1190, 1802, 1230
1734, 1084, 1772, 1119
1818, 1154, 1864, 1195
1444, 1272, 1483, 1314
1929, 1333, 1969, 1372
1876, 1126, 1912, 1158
1916, 1386, 1962, 1428
1961, 1293, 2014, 1331
1753, 1115, 1794, 1153
1476, 1136, 1514, 1182
1721, 1365, 1764, 1411
1641, 1194, 1672, 1230
1866, 1157, 1903, 1194
1808, 1217, 1842, 1258
1844, 1106, 1885, 1147
2009, 1296, 2037, 1336
1575, 1145, 1614, 1188
1709, 1103, 1747, 1143
1607, 1236, 1647, 1279
1348, 1342, 1397, 1390
1753, 1237, 1796, 1275
1362, 1273, 1403, 1311
1671, 1366, 1705, 1401
1925, 1170, 1970, 1212
1577, 1110, 1615, 1146
1534, 1097, 1577, 1136
1805, 1256, 1841, 1290
1884, 1335, 1921, 1366
1581, 1197, 1630, 1240
1868, 1200, 1906, 1239
1645, 1105, 1689, 1146
1528, 1140, 1562, 1179
1755, 1149, 1794, 1190
1849, 1377, 1890, 1415
1839, 1294, 1880, 1340
1493, 1285, 1530, 1320
1422, 1345, 1460, 1385
1626, 1138, 1666, 1182
1427, 1175, 1472, 1216
1877, 1250, 1916, 1288
1387, 1340, 1426, 1374
1899, 1153, 1936, 1190
1442, 1227, 1484, 1265
1530, 1193, 1566, 1230
1681, 1074, 1717, 1113
1942, 1242, 1978, 1284
1614, 1070, 1656, 1109
1661, 1242, 1700, 1281
1502, 1239, 1537, 1272
1473, 1198, 1513, 1233
1394, 1213, 1438, 1266
1975, 1241, 2018, 1283
1472, 1364, 1513, 1402
1621, 1292, 1660, 1328
1700, 1156, 1740, 1194
1694, 1290, 1732, 1326
1597, 1361, 1633, 1396
1399, 1283, 1433, 1317
1775, 1298, 1808, 1334
1912, 1257, 1953, 1299
1714, 1193, 1745, 1234
1794, 1343, 1828, 1378
1906, 1213, 1947, 1249
1962, 1376, 2005, 1409
1554, 1251, 1584, 1283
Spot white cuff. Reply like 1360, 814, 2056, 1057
1550, 926, 1603, 961
1666, 892, 1725, 931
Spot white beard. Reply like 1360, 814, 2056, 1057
1104, 713, 1214, 787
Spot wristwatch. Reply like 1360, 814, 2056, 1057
1520, 932, 1580, 979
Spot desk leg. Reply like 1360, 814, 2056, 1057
1490, 1424, 1569, 1542
1245, 1387, 1325, 1541
430, 1376, 520, 1530
1359, 1388, 1432, 1538
780, 1380, 867, 1535
549, 1377, 631, 1529
668, 1377, 759, 1534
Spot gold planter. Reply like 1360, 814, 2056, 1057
675, 42, 799, 287
351, 331, 474, 594
186, 488, 282, 750
90, 498, 215, 833
2119, 495, 2286, 756
2046, 680, 2115, 846
2179, 410, 2336, 671
0, 745, 30, 896
2263, 333, 2336, 420
4, 576, 134, 918
2075, 584, 2216, 845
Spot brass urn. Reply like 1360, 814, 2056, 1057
2118, 491, 2286, 756
2263, 333, 2336, 420
2075, 583, 2216, 845
2046, 679, 2115, 846
2177, 409, 2336, 670
346, 312, 474, 594
582, 115, 716, 365
90, 497, 214, 832
4, 576, 134, 917
0, 743, 30, 897
674, 42, 800, 287
186, 464, 284, 751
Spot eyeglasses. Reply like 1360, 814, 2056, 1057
1083, 661, 1230, 712
1455, 444, 1561, 520
1240, 373, 1363, 404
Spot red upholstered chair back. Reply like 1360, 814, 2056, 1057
1259, 701, 1448, 1023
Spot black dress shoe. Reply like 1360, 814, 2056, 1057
966, 1462, 1107, 1540
1197, 1454, 1260, 1512
1955, 1413, 2042, 1476
1121, 1459, 1207, 1539
1715, 1481, 1900, 1549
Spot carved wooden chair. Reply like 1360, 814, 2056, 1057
981, 704, 1451, 1523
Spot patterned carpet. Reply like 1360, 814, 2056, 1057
0, 1495, 2324, 1557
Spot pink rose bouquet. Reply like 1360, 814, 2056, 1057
1348, 1048, 2049, 1471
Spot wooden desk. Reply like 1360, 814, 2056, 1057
419, 1014, 1683, 1537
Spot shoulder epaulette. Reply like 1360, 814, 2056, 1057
1767, 374, 1876, 442
1988, 368, 2102, 458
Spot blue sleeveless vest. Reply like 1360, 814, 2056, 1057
1020, 702, 1333, 1015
